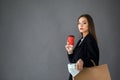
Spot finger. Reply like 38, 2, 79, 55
65, 44, 69, 48
76, 61, 83, 71
69, 45, 74, 47
65, 45, 67, 48
65, 45, 69, 51
75, 63, 78, 70
65, 45, 67, 50
78, 63, 83, 71
67, 41, 69, 45
76, 62, 80, 70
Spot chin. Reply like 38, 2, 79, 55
79, 30, 83, 33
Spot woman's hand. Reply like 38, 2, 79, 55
65, 42, 74, 54
76, 59, 84, 71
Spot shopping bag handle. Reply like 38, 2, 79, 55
90, 59, 96, 66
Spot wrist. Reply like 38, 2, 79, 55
68, 50, 73, 54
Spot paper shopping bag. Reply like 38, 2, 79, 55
74, 64, 111, 80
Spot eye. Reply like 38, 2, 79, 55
83, 22, 86, 24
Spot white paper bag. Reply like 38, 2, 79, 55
68, 63, 80, 77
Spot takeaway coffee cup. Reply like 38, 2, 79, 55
67, 35, 74, 46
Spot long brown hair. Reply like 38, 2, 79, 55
77, 14, 97, 42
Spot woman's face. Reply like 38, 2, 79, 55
78, 17, 89, 34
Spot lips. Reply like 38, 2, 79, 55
80, 28, 83, 30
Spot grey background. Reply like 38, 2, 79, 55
0, 0, 120, 80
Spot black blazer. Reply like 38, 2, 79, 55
67, 33, 99, 67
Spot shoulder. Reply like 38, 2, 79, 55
84, 34, 96, 43
84, 34, 98, 48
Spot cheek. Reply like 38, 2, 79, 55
84, 25, 89, 30
78, 26, 81, 32
85, 26, 89, 30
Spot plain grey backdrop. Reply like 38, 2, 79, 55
0, 0, 120, 80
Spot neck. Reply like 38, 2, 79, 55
82, 32, 89, 38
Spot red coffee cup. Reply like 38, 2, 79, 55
67, 35, 74, 46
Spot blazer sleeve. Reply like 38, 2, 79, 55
67, 52, 74, 63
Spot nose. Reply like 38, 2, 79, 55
80, 24, 83, 27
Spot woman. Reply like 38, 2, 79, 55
65, 14, 99, 80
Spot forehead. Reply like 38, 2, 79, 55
78, 17, 88, 22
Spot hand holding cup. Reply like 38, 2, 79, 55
65, 35, 74, 54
